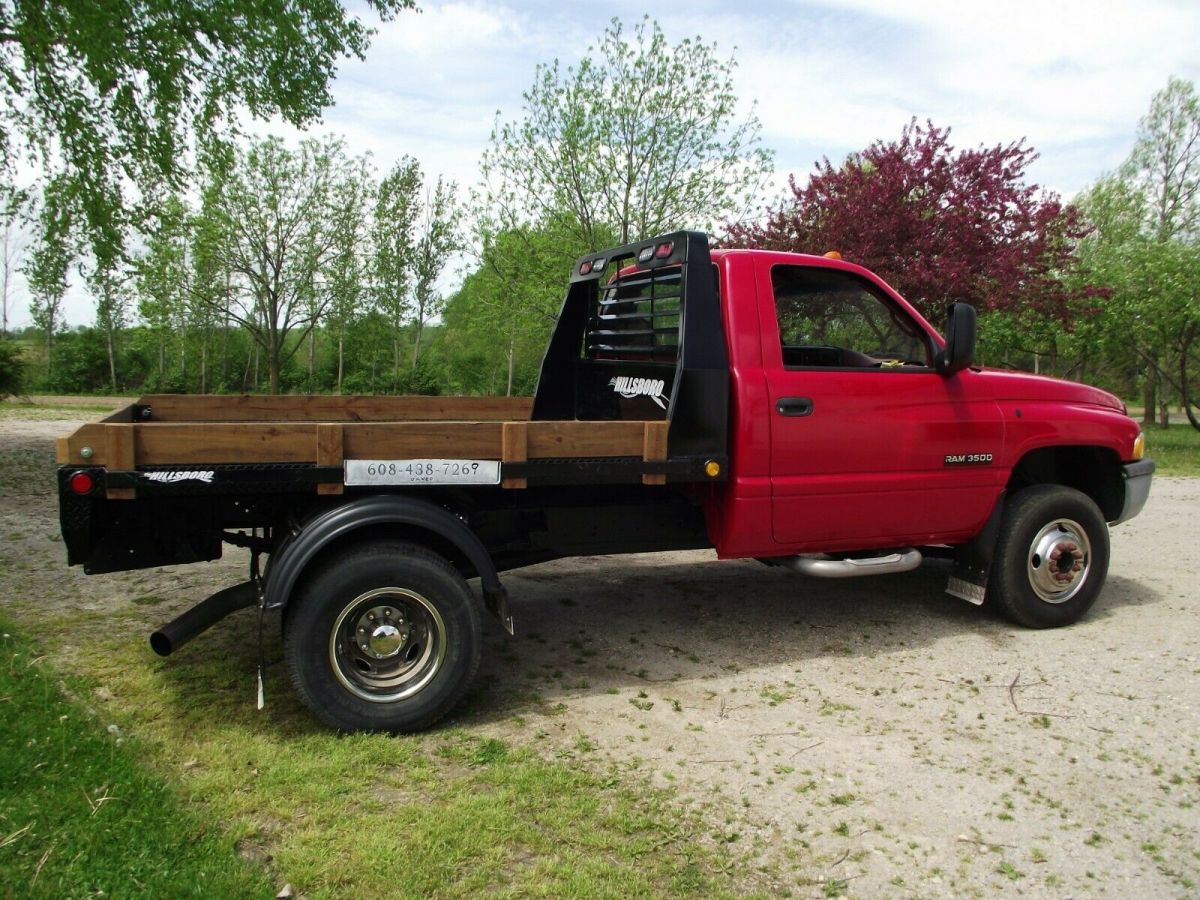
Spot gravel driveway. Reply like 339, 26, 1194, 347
3, 413, 1197, 897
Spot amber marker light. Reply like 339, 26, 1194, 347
823, 250, 843, 260
1132, 433, 1146, 460
704, 460, 721, 478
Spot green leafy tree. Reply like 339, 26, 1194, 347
373, 158, 422, 387
0, 183, 28, 337
202, 136, 366, 394
87, 260, 131, 391
0, 338, 22, 396
135, 195, 190, 386
22, 183, 73, 381
410, 177, 458, 368
0, 0, 414, 270
325, 170, 374, 392
480, 16, 773, 249
1079, 77, 1200, 428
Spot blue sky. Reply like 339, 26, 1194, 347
16, 0, 1200, 328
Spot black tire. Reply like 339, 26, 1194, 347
988, 485, 1110, 628
283, 541, 482, 732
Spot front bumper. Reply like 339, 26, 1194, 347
1113, 459, 1155, 525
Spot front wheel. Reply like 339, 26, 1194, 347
284, 541, 482, 732
988, 485, 1110, 628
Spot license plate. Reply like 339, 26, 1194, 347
344, 459, 501, 486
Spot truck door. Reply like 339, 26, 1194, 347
759, 260, 1005, 548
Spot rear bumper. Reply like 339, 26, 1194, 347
1113, 459, 1155, 525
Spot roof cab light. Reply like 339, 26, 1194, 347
579, 260, 593, 275
655, 241, 673, 259
637, 245, 655, 263
69, 471, 95, 495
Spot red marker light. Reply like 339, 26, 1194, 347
579, 261, 593, 275
655, 241, 673, 258
69, 471, 95, 495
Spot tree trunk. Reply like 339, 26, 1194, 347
411, 321, 423, 369
506, 337, 515, 397
1142, 363, 1157, 428
106, 326, 117, 392
337, 333, 345, 393
308, 330, 316, 380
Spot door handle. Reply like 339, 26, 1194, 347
776, 397, 813, 417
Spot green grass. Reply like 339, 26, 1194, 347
71, 627, 749, 898
0, 400, 120, 420
1143, 424, 1200, 476
0, 590, 759, 899
0, 614, 274, 898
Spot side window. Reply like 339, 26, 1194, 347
772, 265, 931, 369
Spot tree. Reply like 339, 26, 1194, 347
451, 218, 588, 396
87, 259, 131, 391
373, 158, 421, 386
202, 136, 364, 394
135, 195, 190, 385
22, 184, 73, 381
325, 172, 373, 393
1111, 77, 1200, 426
728, 120, 1095, 327
480, 16, 772, 251
1072, 78, 1200, 430
410, 177, 458, 368
0, 184, 27, 337
0, 0, 414, 269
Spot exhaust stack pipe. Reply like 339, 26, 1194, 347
150, 581, 259, 657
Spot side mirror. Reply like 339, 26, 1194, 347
935, 301, 976, 375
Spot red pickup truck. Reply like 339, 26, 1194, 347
57, 231, 1154, 732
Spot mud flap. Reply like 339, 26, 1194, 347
946, 491, 1006, 606
484, 584, 515, 636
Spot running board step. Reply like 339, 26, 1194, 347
781, 549, 923, 578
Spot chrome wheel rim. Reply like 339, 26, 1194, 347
328, 587, 446, 702
1027, 519, 1091, 604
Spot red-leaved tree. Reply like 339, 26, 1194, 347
727, 120, 1098, 323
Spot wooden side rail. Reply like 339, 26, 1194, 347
132, 394, 534, 423
57, 420, 675, 494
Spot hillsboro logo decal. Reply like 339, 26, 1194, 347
143, 470, 216, 484
609, 376, 667, 409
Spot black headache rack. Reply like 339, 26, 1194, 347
531, 231, 729, 459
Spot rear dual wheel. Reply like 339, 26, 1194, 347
284, 541, 482, 732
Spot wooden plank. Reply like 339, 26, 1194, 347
316, 423, 344, 495
501, 421, 528, 489
60, 424, 109, 466
105, 424, 136, 499
526, 421, 646, 459
136, 394, 533, 423
57, 418, 654, 470
135, 424, 319, 464
344, 423, 505, 460
641, 420, 669, 486
55, 437, 70, 465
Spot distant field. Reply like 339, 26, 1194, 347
1143, 424, 1200, 476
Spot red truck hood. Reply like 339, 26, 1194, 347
970, 367, 1125, 412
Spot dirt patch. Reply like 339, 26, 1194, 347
3, 414, 1197, 897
